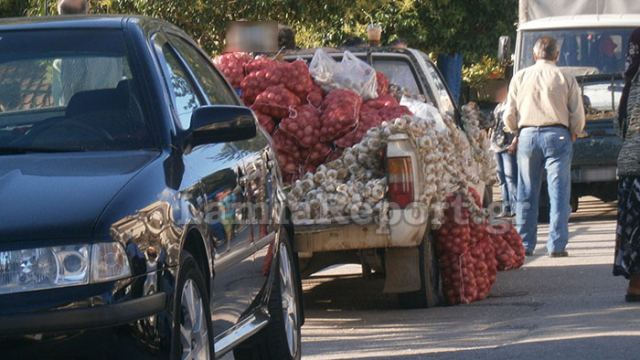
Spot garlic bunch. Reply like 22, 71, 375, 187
287, 106, 495, 229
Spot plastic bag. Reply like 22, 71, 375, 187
400, 96, 448, 133
309, 49, 378, 100
308, 49, 340, 88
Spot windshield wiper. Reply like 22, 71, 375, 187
0, 146, 87, 155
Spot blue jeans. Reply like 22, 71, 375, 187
495, 150, 518, 215
516, 127, 573, 253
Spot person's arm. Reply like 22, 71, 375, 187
503, 76, 519, 133
567, 75, 586, 140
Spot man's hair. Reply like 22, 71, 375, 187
342, 35, 365, 47
533, 36, 559, 61
57, 0, 89, 15
389, 38, 408, 48
277, 24, 296, 50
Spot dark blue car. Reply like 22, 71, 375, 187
0, 16, 303, 360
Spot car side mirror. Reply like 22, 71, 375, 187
497, 35, 512, 64
188, 105, 257, 148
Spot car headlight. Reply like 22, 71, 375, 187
0, 243, 131, 295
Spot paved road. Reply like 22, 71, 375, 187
299, 197, 639, 359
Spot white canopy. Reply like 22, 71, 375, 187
520, 0, 640, 23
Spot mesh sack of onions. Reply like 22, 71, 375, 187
213, 52, 253, 88
271, 130, 305, 182
244, 56, 278, 74
378, 105, 413, 122
240, 65, 289, 104
334, 109, 383, 149
488, 222, 525, 271
251, 107, 277, 134
319, 89, 363, 142
279, 104, 322, 148
306, 82, 324, 107
283, 60, 314, 99
376, 71, 390, 96
253, 85, 301, 119
303, 142, 333, 168
436, 193, 499, 305
363, 94, 400, 110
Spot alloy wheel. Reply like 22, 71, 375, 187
279, 242, 300, 357
179, 279, 210, 360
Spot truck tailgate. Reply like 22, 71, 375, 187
294, 223, 391, 253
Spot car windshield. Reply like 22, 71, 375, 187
0, 29, 153, 153
519, 28, 636, 75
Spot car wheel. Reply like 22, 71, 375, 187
234, 238, 302, 360
398, 233, 442, 308
171, 251, 213, 360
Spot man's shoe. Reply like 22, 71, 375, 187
548, 251, 569, 258
525, 250, 534, 257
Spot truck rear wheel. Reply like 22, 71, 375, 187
398, 234, 442, 308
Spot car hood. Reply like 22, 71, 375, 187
0, 150, 159, 244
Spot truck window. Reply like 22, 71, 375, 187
372, 59, 422, 96
421, 60, 457, 116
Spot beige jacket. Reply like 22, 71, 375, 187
504, 60, 586, 136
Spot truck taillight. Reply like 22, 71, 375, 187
387, 156, 414, 208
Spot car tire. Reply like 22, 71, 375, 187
398, 233, 442, 309
234, 238, 302, 360
170, 251, 214, 360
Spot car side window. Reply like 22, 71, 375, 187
168, 35, 237, 105
161, 43, 201, 129
422, 59, 457, 117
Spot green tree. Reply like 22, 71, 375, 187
12, 0, 517, 64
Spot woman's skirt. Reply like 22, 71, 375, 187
614, 176, 640, 278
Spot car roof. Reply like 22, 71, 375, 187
0, 15, 183, 36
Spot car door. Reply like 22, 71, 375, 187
153, 32, 258, 338
164, 33, 276, 337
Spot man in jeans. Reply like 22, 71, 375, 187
504, 36, 586, 257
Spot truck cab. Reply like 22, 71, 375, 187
512, 1, 640, 209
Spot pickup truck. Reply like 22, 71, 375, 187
284, 48, 488, 308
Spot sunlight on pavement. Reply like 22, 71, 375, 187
300, 198, 637, 360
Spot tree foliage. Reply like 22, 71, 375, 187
7, 0, 517, 63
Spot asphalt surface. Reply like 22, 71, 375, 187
299, 197, 638, 360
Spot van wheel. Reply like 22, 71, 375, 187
398, 233, 442, 308
571, 193, 579, 213
234, 239, 302, 360
170, 251, 213, 360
